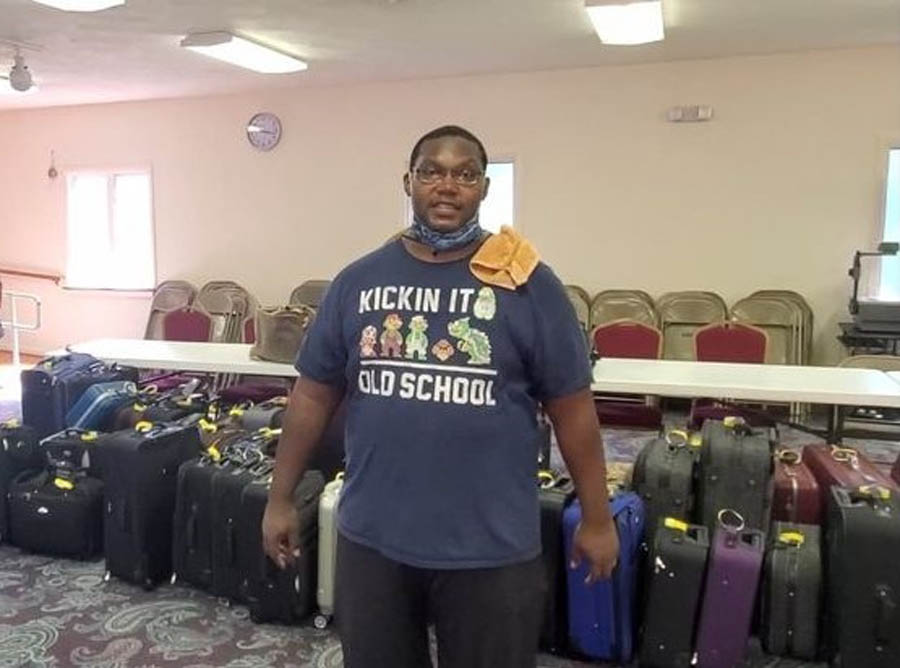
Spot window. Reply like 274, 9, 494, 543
65, 170, 155, 290
480, 161, 515, 234
881, 149, 900, 299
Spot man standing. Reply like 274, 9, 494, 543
263, 125, 618, 668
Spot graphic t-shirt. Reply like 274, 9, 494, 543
296, 239, 591, 568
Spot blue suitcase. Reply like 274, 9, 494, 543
66, 380, 137, 430
563, 491, 645, 663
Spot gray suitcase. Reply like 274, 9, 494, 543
761, 522, 822, 660
314, 475, 343, 629
697, 418, 772, 533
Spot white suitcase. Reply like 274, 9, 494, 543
314, 475, 343, 629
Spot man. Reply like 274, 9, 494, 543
262, 125, 618, 668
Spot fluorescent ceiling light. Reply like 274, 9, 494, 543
180, 32, 307, 74
31, 0, 125, 11
586, 0, 665, 45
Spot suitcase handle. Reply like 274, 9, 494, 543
875, 586, 896, 643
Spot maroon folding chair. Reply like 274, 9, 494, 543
592, 320, 663, 429
162, 308, 213, 343
690, 321, 770, 428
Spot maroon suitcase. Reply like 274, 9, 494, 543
892, 454, 900, 486
772, 449, 822, 525
803, 444, 897, 511
694, 509, 765, 668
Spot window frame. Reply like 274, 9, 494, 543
63, 166, 157, 293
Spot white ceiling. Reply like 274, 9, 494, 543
0, 0, 898, 110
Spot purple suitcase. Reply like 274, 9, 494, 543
695, 509, 766, 668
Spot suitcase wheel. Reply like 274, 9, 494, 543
141, 578, 155, 592
170, 573, 178, 585
314, 614, 330, 630
103, 571, 111, 583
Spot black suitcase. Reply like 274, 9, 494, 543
697, 418, 772, 533
241, 469, 324, 623
238, 398, 288, 432
761, 522, 821, 660
210, 464, 259, 601
639, 518, 710, 668
0, 420, 43, 542
102, 422, 201, 589
8, 468, 104, 559
21, 354, 138, 438
827, 485, 900, 668
632, 430, 696, 547
171, 457, 228, 590
538, 473, 575, 654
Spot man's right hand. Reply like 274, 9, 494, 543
262, 498, 300, 569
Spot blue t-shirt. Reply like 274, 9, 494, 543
296, 238, 591, 568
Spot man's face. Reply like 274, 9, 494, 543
404, 136, 490, 233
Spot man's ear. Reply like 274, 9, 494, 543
481, 176, 491, 201
403, 172, 412, 197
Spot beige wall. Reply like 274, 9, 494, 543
1, 45, 898, 363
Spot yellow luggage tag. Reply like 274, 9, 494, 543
80, 431, 98, 442
207, 444, 222, 462
54, 477, 74, 491
664, 518, 689, 532
778, 531, 805, 547
2, 418, 19, 428
258, 427, 283, 439
858, 484, 891, 501
134, 421, 153, 433
198, 419, 217, 434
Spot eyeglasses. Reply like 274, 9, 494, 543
413, 164, 483, 187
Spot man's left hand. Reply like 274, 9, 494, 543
569, 518, 620, 584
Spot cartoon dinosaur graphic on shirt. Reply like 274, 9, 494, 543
404, 315, 429, 361
380, 313, 404, 358
448, 317, 492, 365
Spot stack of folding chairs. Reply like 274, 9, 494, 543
656, 291, 729, 361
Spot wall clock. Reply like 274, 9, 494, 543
246, 112, 282, 151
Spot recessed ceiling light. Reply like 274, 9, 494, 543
31, 0, 125, 11
585, 0, 665, 46
180, 32, 307, 74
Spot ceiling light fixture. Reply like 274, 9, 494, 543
585, 0, 665, 45
0, 75, 38, 95
31, 0, 125, 11
8, 52, 34, 92
180, 32, 307, 74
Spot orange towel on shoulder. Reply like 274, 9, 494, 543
470, 226, 540, 290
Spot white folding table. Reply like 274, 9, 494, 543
592, 358, 900, 408
49, 338, 298, 377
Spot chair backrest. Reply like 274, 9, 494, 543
657, 291, 728, 360
564, 285, 592, 338
290, 280, 332, 309
748, 290, 814, 364
694, 321, 768, 364
838, 354, 900, 372
162, 308, 212, 343
730, 296, 802, 365
144, 280, 197, 340
590, 290, 658, 330
592, 319, 663, 359
196, 281, 259, 343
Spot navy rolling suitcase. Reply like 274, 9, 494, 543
240, 469, 324, 623
563, 492, 644, 663
21, 353, 137, 437
102, 422, 201, 589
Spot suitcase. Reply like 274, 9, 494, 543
632, 429, 695, 547
697, 418, 772, 533
112, 391, 211, 431
21, 354, 138, 438
8, 468, 104, 559
826, 485, 900, 668
65, 380, 137, 430
804, 444, 897, 511
694, 510, 765, 668
237, 397, 288, 432
893, 453, 900, 486
638, 518, 710, 668
102, 422, 201, 589
760, 522, 821, 660
171, 456, 229, 590
538, 472, 575, 654
210, 464, 259, 601
241, 469, 324, 624
563, 492, 644, 663
772, 449, 822, 525
315, 475, 343, 629
0, 420, 43, 543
